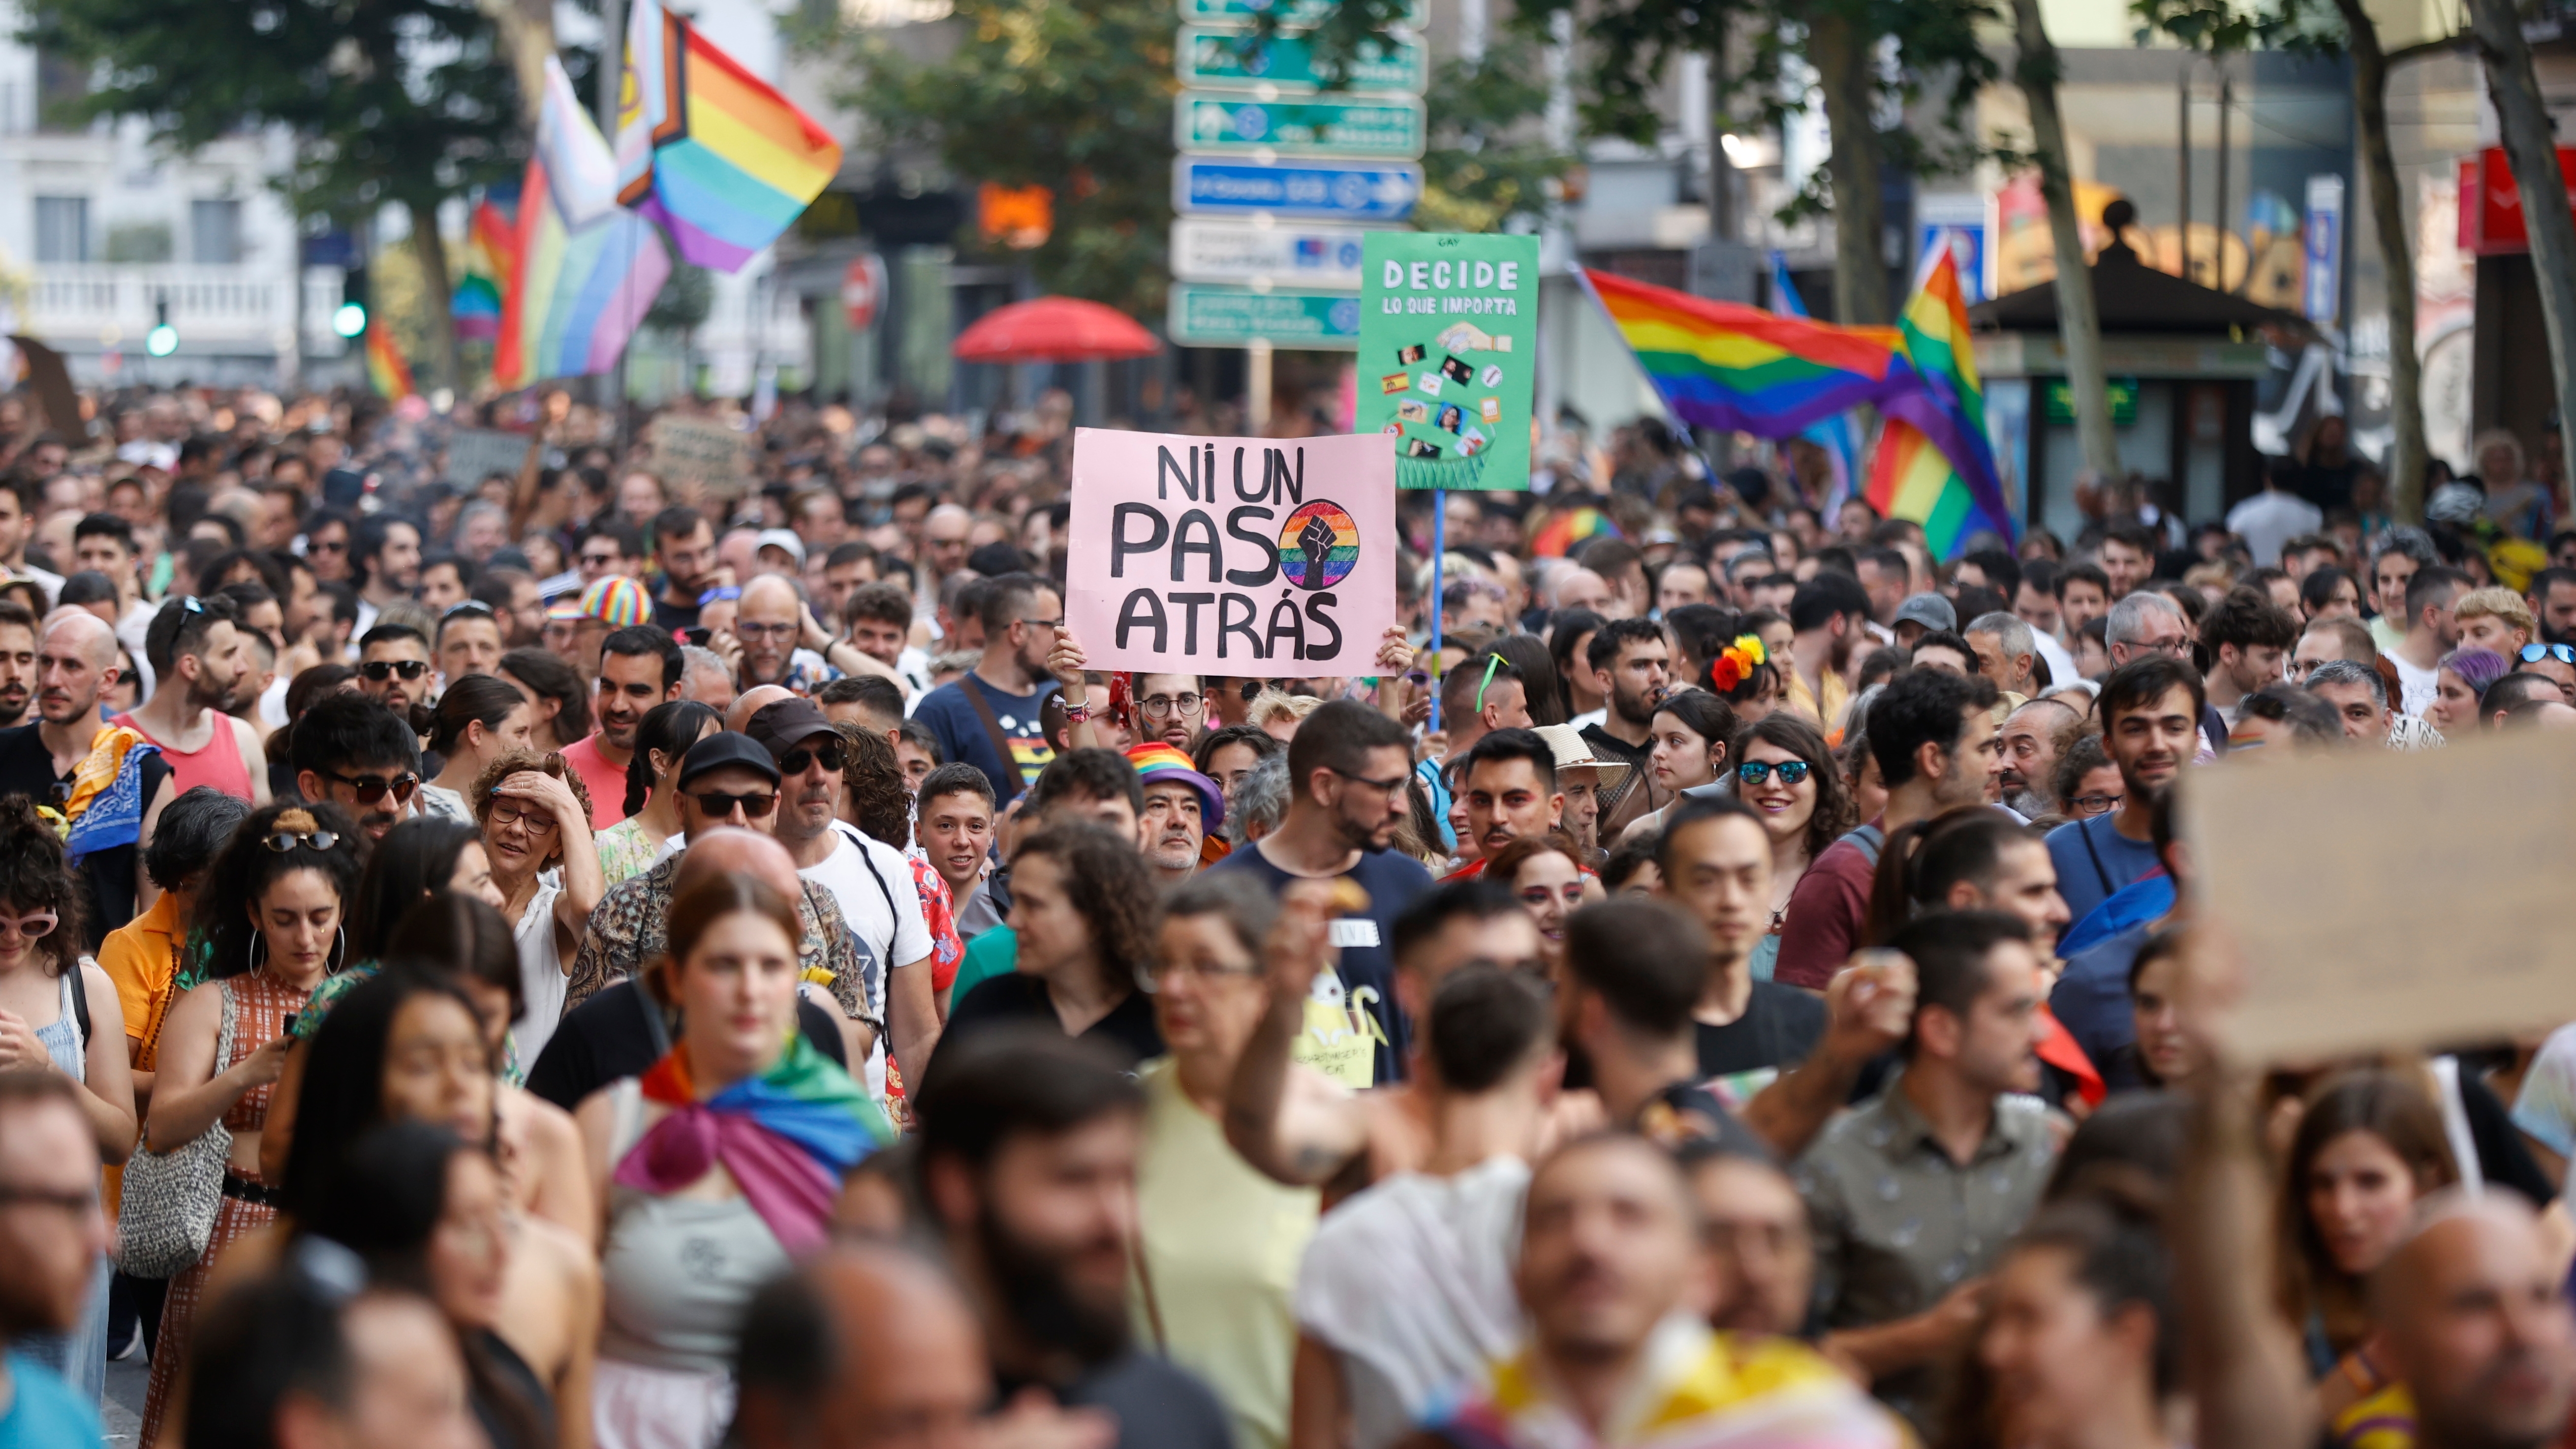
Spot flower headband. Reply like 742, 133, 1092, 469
1707, 634, 1768, 693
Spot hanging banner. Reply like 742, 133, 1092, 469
1064, 428, 1397, 675
1354, 232, 1539, 491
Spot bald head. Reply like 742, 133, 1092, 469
2375, 1192, 2576, 1449
40, 608, 117, 668
35, 608, 121, 725
729, 684, 794, 733
732, 1244, 991, 1449
674, 827, 801, 901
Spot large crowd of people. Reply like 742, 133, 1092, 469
0, 381, 2572, 1449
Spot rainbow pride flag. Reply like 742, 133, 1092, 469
452, 196, 515, 342
1864, 238, 2014, 558
364, 324, 414, 400
1769, 255, 1859, 518
1532, 504, 1617, 558
496, 58, 670, 391
1583, 269, 1919, 437
616, 0, 843, 273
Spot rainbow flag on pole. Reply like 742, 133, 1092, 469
1864, 238, 2015, 558
451, 195, 516, 342
495, 58, 670, 391
1583, 269, 1920, 437
616, 0, 843, 273
365, 323, 415, 400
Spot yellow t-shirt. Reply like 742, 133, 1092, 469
1131, 1057, 1322, 1449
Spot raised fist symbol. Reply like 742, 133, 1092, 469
1298, 514, 1335, 589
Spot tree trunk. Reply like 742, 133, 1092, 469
2011, 0, 2119, 484
2467, 0, 2576, 517
1809, 13, 1889, 325
405, 198, 464, 391
2336, 0, 2426, 524
476, 0, 555, 126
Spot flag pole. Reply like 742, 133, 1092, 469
1427, 489, 1444, 734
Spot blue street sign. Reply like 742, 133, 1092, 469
1173, 156, 1422, 221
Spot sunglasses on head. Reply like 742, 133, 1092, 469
359, 659, 430, 680
2521, 643, 2576, 666
1736, 760, 1812, 786
778, 738, 847, 775
690, 789, 778, 818
261, 828, 344, 853
317, 769, 417, 806
441, 600, 496, 620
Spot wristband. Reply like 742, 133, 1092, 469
1062, 705, 1090, 722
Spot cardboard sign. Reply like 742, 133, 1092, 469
442, 428, 536, 489
646, 415, 754, 497
2181, 728, 2576, 1062
1354, 232, 1539, 491
1063, 427, 1396, 675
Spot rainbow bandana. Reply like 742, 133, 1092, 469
612, 1035, 891, 1251
1421, 1318, 1903, 1449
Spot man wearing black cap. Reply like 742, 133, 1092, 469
749, 697, 942, 1084
562, 732, 880, 1047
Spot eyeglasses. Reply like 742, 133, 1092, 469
1017, 617, 1065, 633
316, 770, 417, 805
1140, 692, 1204, 719
697, 586, 743, 607
308, 538, 347, 555
778, 738, 847, 775
2070, 793, 2124, 814
1736, 760, 1812, 787
1141, 956, 1263, 987
0, 909, 57, 940
580, 551, 623, 568
1326, 767, 1409, 796
2137, 637, 2192, 657
2521, 643, 2576, 666
736, 621, 798, 640
690, 789, 778, 818
263, 828, 347, 852
359, 659, 429, 681
486, 797, 558, 834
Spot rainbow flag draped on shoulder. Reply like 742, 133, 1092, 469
1865, 238, 2015, 558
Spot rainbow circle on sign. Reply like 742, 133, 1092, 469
1276, 500, 1360, 591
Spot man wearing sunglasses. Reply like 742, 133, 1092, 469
115, 592, 269, 806
750, 698, 941, 1087
287, 694, 421, 841
353, 623, 434, 720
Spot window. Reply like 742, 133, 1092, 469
34, 51, 85, 134
33, 197, 87, 263
191, 199, 242, 264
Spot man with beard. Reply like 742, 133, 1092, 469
750, 697, 939, 1085
286, 693, 420, 841
647, 504, 718, 634
353, 623, 434, 721
915, 1027, 1234, 1449
0, 599, 33, 727
1208, 700, 1431, 1083
349, 513, 421, 638
1996, 696, 2081, 817
913, 572, 1064, 804
0, 609, 176, 939
560, 625, 682, 830
116, 591, 270, 804
1441, 728, 1560, 880
1126, 742, 1222, 885
1576, 617, 1671, 837
1787, 572, 1870, 727
2045, 656, 2198, 924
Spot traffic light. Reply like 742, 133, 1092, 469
145, 299, 178, 358
333, 263, 369, 339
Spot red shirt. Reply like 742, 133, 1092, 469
557, 733, 631, 830
1771, 825, 1881, 989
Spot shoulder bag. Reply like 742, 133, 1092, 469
115, 980, 235, 1279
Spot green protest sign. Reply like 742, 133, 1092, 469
1354, 232, 1539, 490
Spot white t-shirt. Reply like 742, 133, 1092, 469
799, 822, 933, 1026
512, 877, 567, 1065
2392, 650, 2439, 719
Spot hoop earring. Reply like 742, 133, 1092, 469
248, 931, 268, 977
329, 927, 346, 974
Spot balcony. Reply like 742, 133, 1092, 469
24, 263, 333, 355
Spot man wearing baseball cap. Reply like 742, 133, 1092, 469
1127, 742, 1224, 885
749, 698, 940, 1084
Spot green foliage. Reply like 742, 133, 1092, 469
1416, 38, 1573, 234
646, 263, 714, 334
23, 0, 521, 228
2127, 0, 2348, 58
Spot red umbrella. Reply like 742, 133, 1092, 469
952, 296, 1160, 363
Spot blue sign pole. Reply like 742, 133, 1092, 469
1427, 490, 1444, 734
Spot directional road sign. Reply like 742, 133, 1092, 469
1172, 156, 1421, 221
1168, 283, 1363, 348
1177, 26, 1427, 94
1176, 92, 1426, 159
1179, 0, 1427, 26
1170, 217, 1373, 289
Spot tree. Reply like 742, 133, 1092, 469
2011, 0, 2120, 482
2464, 0, 2576, 523
26, 0, 522, 390
1415, 37, 1576, 235
2133, 0, 2451, 522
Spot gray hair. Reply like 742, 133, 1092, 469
2305, 658, 2387, 709
456, 499, 506, 531
679, 645, 730, 688
1155, 870, 1281, 959
2103, 590, 2185, 649
2371, 526, 2438, 571
1964, 611, 2034, 666
1226, 752, 1291, 847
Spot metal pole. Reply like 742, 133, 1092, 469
2177, 71, 2191, 281
1247, 339, 1273, 431
1428, 490, 1444, 733
596, 0, 625, 422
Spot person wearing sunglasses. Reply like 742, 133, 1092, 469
353, 622, 435, 720
141, 802, 366, 1446
1721, 712, 1853, 985
468, 750, 603, 1067
114, 590, 272, 807
289, 693, 424, 843
2516, 639, 2576, 700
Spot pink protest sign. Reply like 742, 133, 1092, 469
1064, 427, 1397, 676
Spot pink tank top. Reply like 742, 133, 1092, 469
113, 711, 254, 801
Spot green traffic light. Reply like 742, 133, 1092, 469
333, 301, 368, 338
145, 324, 178, 357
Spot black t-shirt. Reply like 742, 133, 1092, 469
1204, 842, 1433, 1083
0, 721, 62, 804
524, 978, 850, 1111
1694, 981, 1828, 1079
0, 720, 171, 948
1633, 1079, 1777, 1160
651, 574, 702, 635
945, 972, 1165, 1068
999, 1352, 1235, 1449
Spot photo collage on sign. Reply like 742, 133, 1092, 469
1375, 323, 1508, 460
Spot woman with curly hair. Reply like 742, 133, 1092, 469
944, 822, 1164, 1064
471, 749, 603, 1066
143, 800, 366, 1444
0, 796, 136, 1398
1734, 711, 1852, 982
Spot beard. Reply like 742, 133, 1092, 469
2006, 787, 2051, 819
0, 685, 27, 727
1611, 681, 1660, 727
977, 1209, 1130, 1368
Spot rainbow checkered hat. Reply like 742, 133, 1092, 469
578, 575, 653, 628
1124, 742, 1224, 830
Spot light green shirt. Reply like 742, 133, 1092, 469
949, 925, 1017, 1007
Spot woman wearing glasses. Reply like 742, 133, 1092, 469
1731, 713, 1852, 983
420, 676, 538, 825
141, 803, 366, 1445
470, 750, 603, 1067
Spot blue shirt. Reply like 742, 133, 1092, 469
911, 674, 1057, 803
1206, 842, 1432, 1083
0, 1351, 103, 1449
2052, 921, 2152, 1071
2044, 813, 2161, 926
2057, 873, 2174, 961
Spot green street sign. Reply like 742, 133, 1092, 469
2044, 376, 2141, 425
1179, 0, 1427, 26
1176, 93, 1425, 159
1167, 284, 1363, 348
1355, 232, 1540, 491
1177, 26, 1427, 94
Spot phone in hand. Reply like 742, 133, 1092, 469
684, 626, 713, 647
281, 1012, 299, 1036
